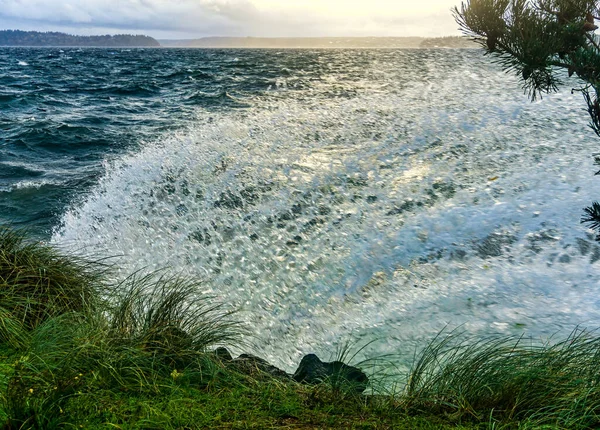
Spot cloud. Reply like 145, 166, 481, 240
0, 0, 461, 37
0, 0, 253, 35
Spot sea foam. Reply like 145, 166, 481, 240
52, 51, 600, 371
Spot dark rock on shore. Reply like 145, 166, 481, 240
231, 353, 292, 381
293, 353, 368, 394
212, 349, 368, 393
214, 347, 233, 362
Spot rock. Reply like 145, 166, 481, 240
214, 347, 233, 362
232, 354, 291, 381
293, 353, 368, 394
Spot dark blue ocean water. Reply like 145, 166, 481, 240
3, 47, 600, 368
0, 47, 385, 235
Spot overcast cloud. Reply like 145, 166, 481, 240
0, 0, 462, 38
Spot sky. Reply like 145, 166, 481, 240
0, 0, 464, 39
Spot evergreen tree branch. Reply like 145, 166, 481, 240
582, 201, 600, 238
455, 0, 600, 238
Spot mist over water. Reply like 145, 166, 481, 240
2, 48, 598, 371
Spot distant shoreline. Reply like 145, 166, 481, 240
0, 30, 478, 49
0, 45, 481, 50
158, 36, 478, 49
0, 30, 159, 47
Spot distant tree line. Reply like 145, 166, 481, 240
0, 30, 160, 47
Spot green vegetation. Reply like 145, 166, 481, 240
406, 329, 600, 428
0, 30, 160, 47
453, 0, 600, 238
1, 227, 600, 428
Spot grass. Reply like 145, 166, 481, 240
404, 328, 600, 428
0, 227, 103, 348
107, 272, 242, 367
0, 226, 599, 429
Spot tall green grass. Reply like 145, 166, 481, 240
0, 228, 243, 428
404, 328, 600, 428
0, 227, 103, 347
3, 226, 600, 428
107, 272, 242, 366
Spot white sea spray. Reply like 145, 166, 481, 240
52, 50, 600, 372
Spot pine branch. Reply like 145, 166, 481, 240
581, 201, 600, 238
593, 152, 600, 174
581, 88, 600, 137
456, 0, 600, 241
585, 32, 600, 50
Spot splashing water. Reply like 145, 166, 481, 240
52, 50, 600, 372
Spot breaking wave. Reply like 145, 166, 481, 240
51, 50, 600, 371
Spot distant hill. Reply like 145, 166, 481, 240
0, 30, 160, 47
158, 36, 479, 49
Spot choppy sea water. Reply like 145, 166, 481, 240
2, 47, 600, 372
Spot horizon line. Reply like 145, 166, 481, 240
0, 29, 465, 40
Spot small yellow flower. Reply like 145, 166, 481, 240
28, 388, 33, 394
170, 369, 182, 380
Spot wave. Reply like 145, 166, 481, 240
51, 52, 600, 371
0, 179, 61, 193
184, 90, 250, 107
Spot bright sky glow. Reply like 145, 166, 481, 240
0, 0, 464, 39
253, 0, 456, 16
